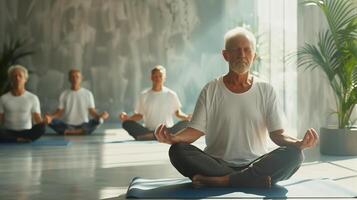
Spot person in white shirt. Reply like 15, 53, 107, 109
119, 65, 191, 140
155, 27, 319, 188
0, 65, 45, 142
45, 69, 109, 135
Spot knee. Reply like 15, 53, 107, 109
122, 120, 134, 130
34, 123, 45, 128
50, 119, 62, 125
284, 146, 304, 166
34, 123, 46, 132
169, 143, 190, 160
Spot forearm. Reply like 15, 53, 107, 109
88, 108, 101, 119
50, 109, 63, 119
270, 132, 302, 149
0, 114, 3, 125
33, 113, 43, 124
175, 110, 190, 121
171, 127, 204, 144
128, 113, 143, 121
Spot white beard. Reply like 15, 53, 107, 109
230, 61, 250, 74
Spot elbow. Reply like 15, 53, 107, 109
269, 135, 281, 146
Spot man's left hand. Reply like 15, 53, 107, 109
296, 128, 319, 150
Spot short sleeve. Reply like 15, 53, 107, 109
266, 86, 284, 132
189, 85, 208, 134
171, 92, 182, 112
0, 96, 4, 114
32, 95, 41, 114
58, 91, 65, 109
134, 93, 144, 114
88, 91, 95, 108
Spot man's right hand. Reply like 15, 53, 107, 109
155, 124, 175, 144
119, 112, 128, 122
43, 113, 52, 125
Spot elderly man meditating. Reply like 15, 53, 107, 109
155, 27, 318, 188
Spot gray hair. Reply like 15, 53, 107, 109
224, 27, 256, 52
8, 65, 29, 80
151, 65, 166, 76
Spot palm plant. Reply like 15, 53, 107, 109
297, 0, 357, 128
0, 38, 34, 95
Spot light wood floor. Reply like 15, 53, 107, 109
0, 123, 356, 200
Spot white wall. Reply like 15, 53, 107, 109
297, 0, 357, 136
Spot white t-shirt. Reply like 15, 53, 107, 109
58, 88, 95, 126
189, 76, 283, 167
135, 87, 182, 130
0, 91, 41, 130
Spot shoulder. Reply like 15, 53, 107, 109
81, 88, 92, 94
140, 88, 151, 96
253, 77, 277, 100
80, 88, 94, 101
202, 77, 222, 92
0, 92, 11, 102
0, 92, 11, 98
18, 92, 39, 105
60, 89, 70, 96
24, 91, 39, 100
254, 77, 275, 91
163, 87, 178, 96
73, 88, 93, 98
24, 91, 36, 96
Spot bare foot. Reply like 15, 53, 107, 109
16, 137, 32, 143
192, 174, 230, 188
135, 133, 155, 141
234, 175, 271, 188
64, 128, 85, 135
192, 174, 271, 188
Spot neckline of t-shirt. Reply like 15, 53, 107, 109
70, 88, 83, 92
150, 87, 167, 93
219, 75, 257, 96
9, 90, 28, 97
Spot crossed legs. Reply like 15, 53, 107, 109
0, 123, 46, 143
49, 119, 102, 135
169, 143, 303, 188
122, 120, 189, 140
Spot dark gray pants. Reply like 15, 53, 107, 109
0, 123, 46, 143
169, 143, 303, 186
49, 119, 100, 135
122, 120, 189, 140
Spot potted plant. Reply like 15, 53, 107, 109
297, 0, 357, 155
0, 38, 34, 95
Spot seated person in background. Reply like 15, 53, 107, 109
0, 65, 45, 142
119, 65, 191, 141
155, 27, 319, 188
45, 69, 109, 135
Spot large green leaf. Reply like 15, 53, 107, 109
299, 0, 357, 128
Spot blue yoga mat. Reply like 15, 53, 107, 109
31, 139, 71, 146
104, 140, 157, 144
126, 177, 357, 199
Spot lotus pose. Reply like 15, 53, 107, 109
0, 65, 45, 142
155, 27, 319, 188
45, 69, 109, 135
119, 65, 191, 140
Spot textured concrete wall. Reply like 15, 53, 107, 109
0, 0, 256, 120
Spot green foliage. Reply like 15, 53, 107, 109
0, 38, 34, 94
298, 0, 357, 128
